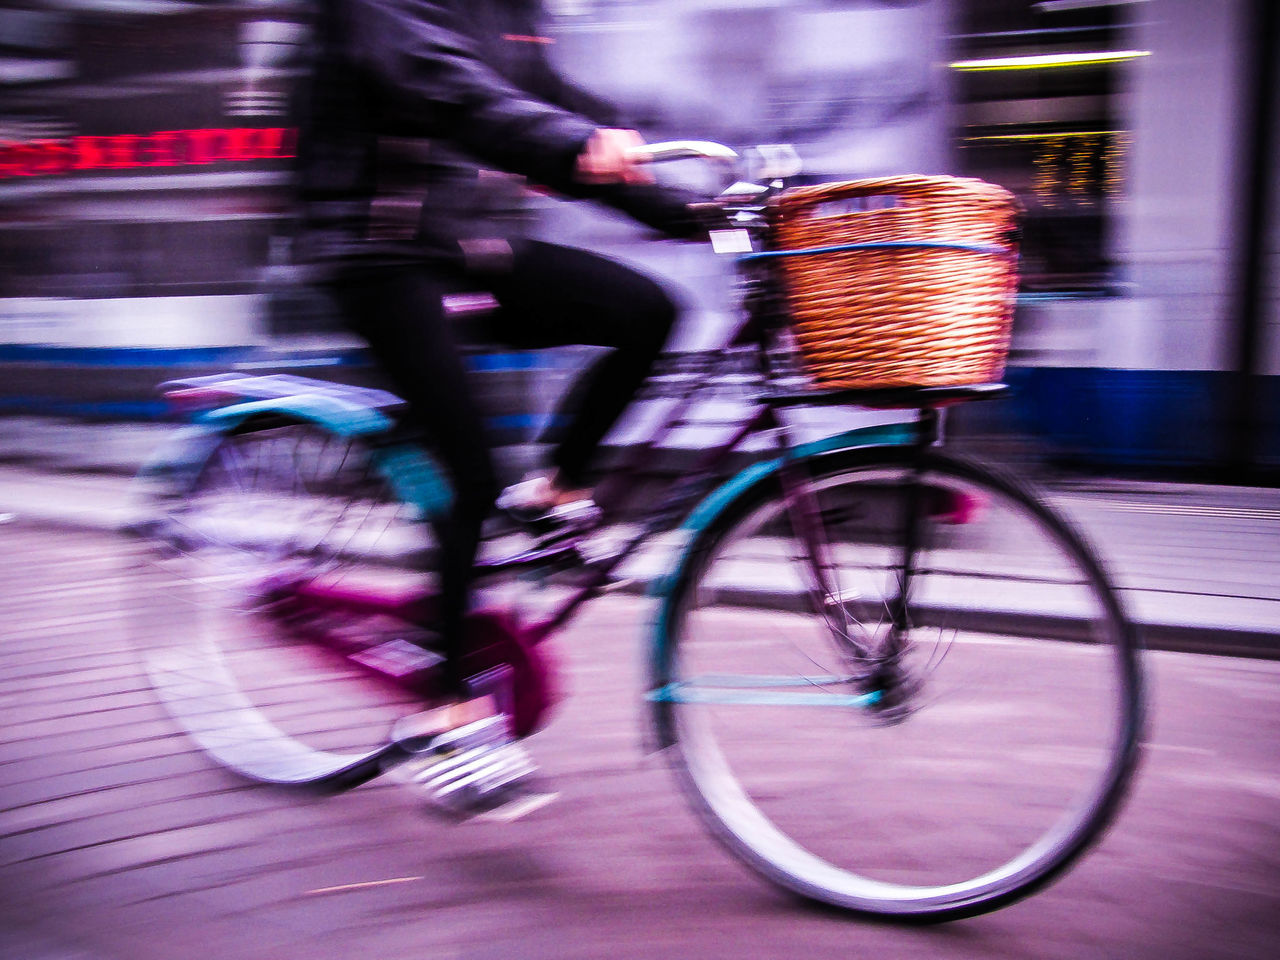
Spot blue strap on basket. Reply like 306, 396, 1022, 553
739, 240, 1014, 262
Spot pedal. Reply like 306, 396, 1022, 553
420, 740, 536, 802
507, 538, 585, 570
393, 715, 538, 815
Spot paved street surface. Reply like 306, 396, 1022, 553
3, 458, 1280, 657
3, 522, 1279, 960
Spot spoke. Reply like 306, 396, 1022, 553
655, 450, 1141, 915
218, 437, 253, 495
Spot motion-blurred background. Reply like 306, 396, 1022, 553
4, 8, 1280, 960
1, 0, 1276, 480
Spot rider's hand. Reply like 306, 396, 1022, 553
574, 128, 654, 185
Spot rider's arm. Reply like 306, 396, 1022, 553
348, 0, 597, 191
348, 0, 706, 237
516, 18, 710, 235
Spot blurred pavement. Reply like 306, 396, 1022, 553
2, 533, 1278, 960
3, 420, 1280, 960
2, 415, 1279, 661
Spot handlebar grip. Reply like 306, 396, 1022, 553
625, 141, 740, 164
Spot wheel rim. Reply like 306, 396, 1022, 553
129, 423, 440, 780
657, 454, 1141, 916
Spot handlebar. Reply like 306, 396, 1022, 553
624, 140, 783, 240
624, 140, 740, 165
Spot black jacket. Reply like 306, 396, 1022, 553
297, 0, 703, 271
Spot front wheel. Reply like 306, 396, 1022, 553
650, 446, 1143, 921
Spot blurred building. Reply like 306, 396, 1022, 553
1, 0, 1277, 477
951, 0, 1279, 476
0, 0, 309, 345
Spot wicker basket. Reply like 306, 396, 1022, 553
766, 176, 1019, 390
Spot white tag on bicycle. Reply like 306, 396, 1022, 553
709, 229, 753, 255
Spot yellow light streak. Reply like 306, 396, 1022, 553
950, 50, 1151, 71
963, 131, 1123, 142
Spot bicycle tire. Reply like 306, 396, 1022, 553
651, 444, 1143, 921
129, 417, 445, 785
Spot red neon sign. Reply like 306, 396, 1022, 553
0, 127, 296, 180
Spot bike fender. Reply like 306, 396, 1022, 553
651, 422, 915, 599
197, 395, 393, 437
683, 423, 912, 541
374, 444, 453, 519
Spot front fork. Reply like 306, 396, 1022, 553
872, 407, 940, 714
891, 407, 941, 636
775, 406, 940, 704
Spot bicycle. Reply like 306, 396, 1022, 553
128, 142, 1144, 922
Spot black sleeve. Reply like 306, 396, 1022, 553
348, 0, 707, 238
348, 0, 598, 191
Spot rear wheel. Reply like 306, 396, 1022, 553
129, 419, 442, 784
651, 446, 1143, 920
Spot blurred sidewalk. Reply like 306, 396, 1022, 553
2, 415, 1279, 660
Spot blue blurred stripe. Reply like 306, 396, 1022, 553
0, 394, 565, 431
0, 396, 172, 419
0, 344, 562, 371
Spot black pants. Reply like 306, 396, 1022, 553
331, 240, 677, 694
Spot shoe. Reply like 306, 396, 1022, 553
392, 713, 538, 815
495, 474, 556, 517
497, 477, 603, 536
532, 498, 603, 534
